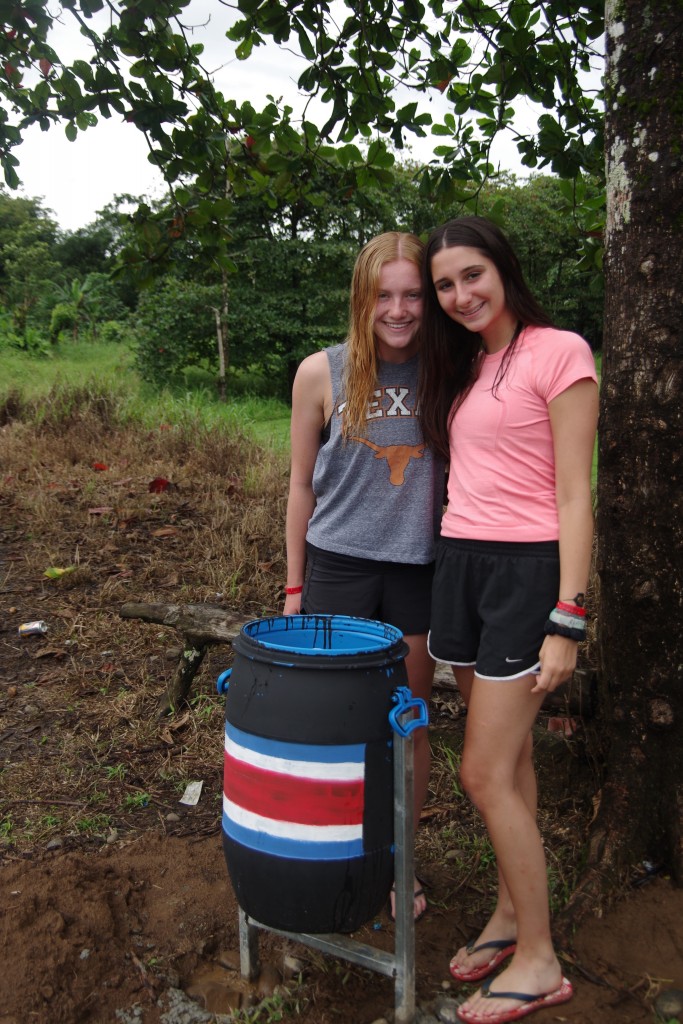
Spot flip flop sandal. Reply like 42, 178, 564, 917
449, 938, 517, 982
456, 975, 574, 1023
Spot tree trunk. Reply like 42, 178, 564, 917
214, 270, 229, 402
563, 0, 683, 930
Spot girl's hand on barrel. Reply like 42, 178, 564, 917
283, 593, 302, 615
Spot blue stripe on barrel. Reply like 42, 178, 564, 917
223, 722, 367, 860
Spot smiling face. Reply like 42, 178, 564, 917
430, 245, 518, 353
372, 258, 423, 363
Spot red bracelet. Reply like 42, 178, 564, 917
556, 600, 586, 617
284, 584, 303, 595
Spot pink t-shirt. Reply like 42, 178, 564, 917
441, 325, 598, 542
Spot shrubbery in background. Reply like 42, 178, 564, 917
0, 172, 603, 396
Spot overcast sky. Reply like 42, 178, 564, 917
10, 1, 561, 231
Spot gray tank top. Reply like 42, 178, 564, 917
306, 343, 444, 563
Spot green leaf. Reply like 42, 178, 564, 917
76, 111, 97, 130
129, 60, 148, 79
79, 0, 104, 14
44, 565, 76, 579
296, 25, 316, 60
509, 0, 531, 30
2, 161, 20, 190
366, 140, 394, 168
71, 60, 94, 84
235, 37, 254, 61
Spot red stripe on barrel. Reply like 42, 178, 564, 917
224, 750, 365, 827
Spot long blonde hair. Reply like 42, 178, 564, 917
342, 231, 424, 438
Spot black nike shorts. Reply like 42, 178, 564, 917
428, 537, 560, 680
302, 542, 434, 636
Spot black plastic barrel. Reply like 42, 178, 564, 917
218, 614, 409, 934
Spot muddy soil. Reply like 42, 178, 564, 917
1, 412, 682, 1024
2, 825, 682, 1023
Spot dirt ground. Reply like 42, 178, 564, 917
1, 407, 683, 1024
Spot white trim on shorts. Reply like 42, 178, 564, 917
475, 660, 541, 682
427, 633, 474, 666
428, 633, 541, 680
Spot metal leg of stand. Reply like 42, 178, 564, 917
393, 723, 416, 1024
237, 724, 416, 1024
238, 906, 261, 980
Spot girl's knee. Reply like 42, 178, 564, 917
459, 758, 495, 808
460, 751, 518, 808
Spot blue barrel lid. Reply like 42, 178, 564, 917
239, 613, 404, 657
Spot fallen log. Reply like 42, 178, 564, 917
120, 602, 244, 716
121, 600, 598, 724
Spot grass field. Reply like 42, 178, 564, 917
0, 340, 292, 449
1, 340, 600, 479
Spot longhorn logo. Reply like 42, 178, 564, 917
351, 437, 427, 486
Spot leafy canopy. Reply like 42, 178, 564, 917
1, 1, 603, 186
0, 0, 605, 272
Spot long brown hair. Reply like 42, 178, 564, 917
343, 231, 424, 438
418, 216, 554, 459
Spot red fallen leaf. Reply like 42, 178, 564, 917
159, 424, 172, 431
152, 526, 180, 538
88, 506, 114, 515
92, 462, 109, 471
148, 477, 171, 493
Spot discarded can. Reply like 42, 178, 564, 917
18, 620, 48, 637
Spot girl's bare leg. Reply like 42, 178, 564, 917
452, 673, 563, 1018
450, 667, 538, 974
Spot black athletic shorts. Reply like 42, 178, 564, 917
428, 537, 560, 680
302, 542, 434, 636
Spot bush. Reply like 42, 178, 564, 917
49, 302, 79, 342
98, 320, 131, 345
133, 278, 220, 385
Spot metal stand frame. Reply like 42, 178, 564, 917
238, 722, 416, 1024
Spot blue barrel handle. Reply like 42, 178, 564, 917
389, 686, 429, 737
216, 668, 232, 694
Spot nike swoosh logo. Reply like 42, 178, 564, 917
505, 657, 523, 663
